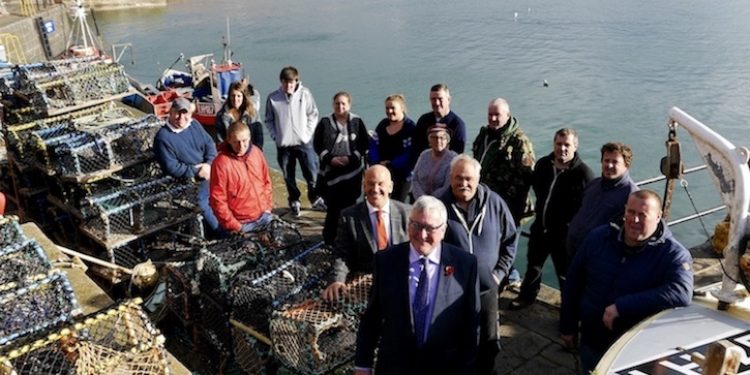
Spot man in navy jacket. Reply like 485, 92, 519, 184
560, 189, 693, 373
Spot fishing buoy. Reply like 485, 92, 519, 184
514, 12, 518, 20
543, 79, 549, 87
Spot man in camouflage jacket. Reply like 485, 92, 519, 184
472, 98, 535, 224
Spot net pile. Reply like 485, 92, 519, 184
247, 217, 304, 252
0, 61, 130, 124
231, 328, 272, 374
164, 264, 199, 327
269, 274, 372, 374
229, 263, 310, 337
0, 271, 81, 346
78, 175, 199, 246
0, 240, 51, 287
27, 115, 162, 179
0, 299, 171, 375
197, 235, 264, 297
0, 218, 27, 248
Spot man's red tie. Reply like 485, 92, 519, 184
376, 210, 388, 250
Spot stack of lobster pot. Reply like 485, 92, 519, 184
0, 217, 81, 347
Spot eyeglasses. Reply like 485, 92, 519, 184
409, 220, 444, 233
429, 135, 449, 141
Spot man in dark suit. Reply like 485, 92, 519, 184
355, 195, 480, 374
322, 165, 411, 301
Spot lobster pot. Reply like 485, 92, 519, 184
0, 218, 27, 248
164, 263, 199, 326
196, 293, 232, 353
79, 176, 199, 245
28, 124, 99, 174
0, 271, 80, 346
228, 263, 309, 336
247, 217, 304, 252
0, 299, 171, 375
57, 116, 162, 179
197, 235, 263, 297
231, 327, 272, 375
11, 57, 109, 86
0, 240, 51, 287
19, 63, 130, 115
269, 274, 372, 374
3, 101, 120, 164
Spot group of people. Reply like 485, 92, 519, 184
152, 65, 695, 374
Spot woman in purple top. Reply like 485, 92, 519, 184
368, 94, 416, 202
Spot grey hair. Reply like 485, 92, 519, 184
489, 98, 510, 113
412, 195, 448, 225
449, 154, 481, 175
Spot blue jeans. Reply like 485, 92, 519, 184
240, 212, 273, 232
198, 180, 220, 231
276, 142, 319, 204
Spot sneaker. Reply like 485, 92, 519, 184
312, 197, 327, 211
290, 201, 301, 217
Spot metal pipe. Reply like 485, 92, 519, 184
636, 165, 708, 186
667, 205, 726, 226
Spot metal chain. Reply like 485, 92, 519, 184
680, 179, 711, 237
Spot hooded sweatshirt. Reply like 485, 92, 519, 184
441, 183, 518, 292
265, 83, 319, 147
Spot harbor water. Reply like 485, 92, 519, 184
95, 0, 750, 287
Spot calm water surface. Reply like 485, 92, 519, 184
96, 0, 750, 286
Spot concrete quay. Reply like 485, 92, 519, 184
271, 170, 723, 374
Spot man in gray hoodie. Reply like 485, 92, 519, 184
265, 66, 320, 216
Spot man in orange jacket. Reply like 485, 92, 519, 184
210, 121, 273, 233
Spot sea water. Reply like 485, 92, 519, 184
95, 0, 750, 287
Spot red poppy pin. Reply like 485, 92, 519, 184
443, 265, 454, 277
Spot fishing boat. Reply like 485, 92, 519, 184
595, 107, 750, 374
154, 24, 243, 127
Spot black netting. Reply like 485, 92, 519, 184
0, 271, 80, 346
164, 263, 199, 326
232, 327, 272, 374
198, 235, 264, 297
228, 263, 310, 337
0, 240, 51, 287
0, 218, 27, 248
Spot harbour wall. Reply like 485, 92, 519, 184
0, 5, 68, 63
86, 0, 166, 12
2, 0, 165, 12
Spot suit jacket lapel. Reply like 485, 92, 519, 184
430, 245, 453, 327
389, 201, 406, 246
358, 203, 376, 253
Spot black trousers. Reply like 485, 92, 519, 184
320, 173, 362, 245
518, 230, 569, 301
478, 284, 501, 375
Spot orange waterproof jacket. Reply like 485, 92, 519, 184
209, 143, 273, 232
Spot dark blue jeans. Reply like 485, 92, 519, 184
198, 179, 219, 231
276, 142, 319, 205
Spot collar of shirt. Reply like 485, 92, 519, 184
166, 120, 191, 134
365, 200, 390, 216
